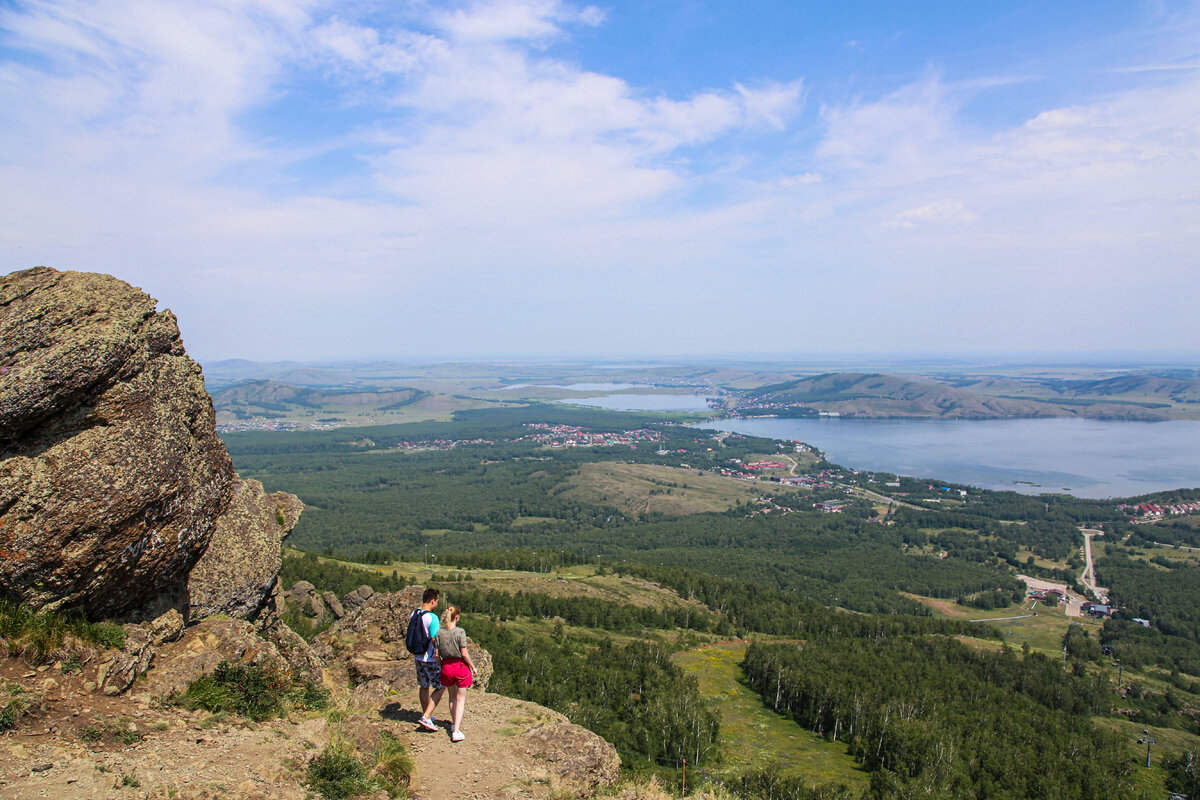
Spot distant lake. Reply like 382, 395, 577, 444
562, 394, 715, 412
694, 417, 1200, 499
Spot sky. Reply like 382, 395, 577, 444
1, 0, 1199, 361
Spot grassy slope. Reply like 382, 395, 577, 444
558, 462, 778, 516
672, 641, 869, 789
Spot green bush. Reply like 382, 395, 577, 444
306, 744, 372, 800
176, 660, 329, 721
0, 694, 29, 732
305, 735, 413, 800
373, 731, 413, 795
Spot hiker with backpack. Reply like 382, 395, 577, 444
407, 587, 443, 731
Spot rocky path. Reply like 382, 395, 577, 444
405, 690, 564, 800
1, 652, 616, 800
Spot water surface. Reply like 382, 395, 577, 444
694, 417, 1200, 499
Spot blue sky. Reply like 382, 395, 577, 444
1, 0, 1198, 360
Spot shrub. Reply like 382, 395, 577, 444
176, 660, 329, 721
305, 734, 413, 800
0, 694, 29, 732
373, 731, 414, 795
306, 743, 372, 800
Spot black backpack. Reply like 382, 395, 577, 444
405, 609, 432, 655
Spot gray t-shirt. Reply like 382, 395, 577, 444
436, 625, 468, 660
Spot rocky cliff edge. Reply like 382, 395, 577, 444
0, 267, 298, 623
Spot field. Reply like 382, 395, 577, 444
672, 641, 869, 790
558, 461, 787, 516
281, 550, 711, 613
904, 592, 1106, 655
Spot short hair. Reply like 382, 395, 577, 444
422, 587, 440, 604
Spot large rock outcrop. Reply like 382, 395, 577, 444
186, 478, 303, 620
0, 267, 301, 624
0, 267, 236, 619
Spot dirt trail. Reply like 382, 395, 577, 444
1, 651, 605, 800
406, 690, 562, 800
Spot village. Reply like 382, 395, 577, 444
1119, 500, 1200, 519
394, 424, 665, 452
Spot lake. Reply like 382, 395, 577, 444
693, 417, 1200, 499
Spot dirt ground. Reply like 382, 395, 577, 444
0, 656, 609, 800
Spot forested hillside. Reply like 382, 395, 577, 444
226, 406, 1200, 798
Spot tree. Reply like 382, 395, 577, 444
1165, 750, 1200, 797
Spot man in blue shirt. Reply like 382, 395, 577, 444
414, 587, 443, 731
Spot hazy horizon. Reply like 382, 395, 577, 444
197, 351, 1200, 371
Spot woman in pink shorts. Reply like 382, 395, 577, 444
435, 606, 477, 742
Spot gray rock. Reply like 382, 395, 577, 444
322, 591, 345, 619
186, 479, 303, 621
0, 267, 235, 619
98, 609, 185, 695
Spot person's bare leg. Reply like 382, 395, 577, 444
422, 686, 444, 720
452, 687, 467, 733
446, 686, 459, 729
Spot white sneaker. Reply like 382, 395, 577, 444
418, 717, 437, 732
451, 730, 465, 742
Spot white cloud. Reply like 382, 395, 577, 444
0, 0, 1197, 357
433, 0, 572, 43
779, 172, 822, 187
884, 200, 978, 229
312, 17, 446, 76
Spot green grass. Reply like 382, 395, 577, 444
559, 461, 785, 516
1091, 717, 1200, 797
672, 641, 868, 790
175, 660, 330, 721
0, 600, 126, 662
0, 684, 29, 732
306, 735, 413, 800
908, 592, 1105, 657
307, 744, 372, 799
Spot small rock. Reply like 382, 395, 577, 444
322, 592, 345, 619
30, 763, 53, 773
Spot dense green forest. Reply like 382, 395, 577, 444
742, 638, 1137, 799
460, 620, 720, 768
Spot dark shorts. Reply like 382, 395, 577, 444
440, 657, 472, 688
415, 659, 441, 689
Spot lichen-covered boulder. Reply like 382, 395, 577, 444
0, 267, 236, 619
186, 478, 303, 621
520, 721, 622, 791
